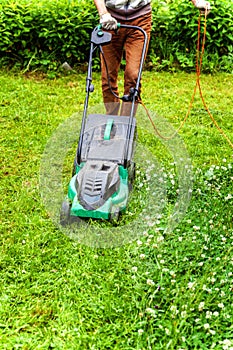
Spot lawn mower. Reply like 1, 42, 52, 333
60, 24, 148, 224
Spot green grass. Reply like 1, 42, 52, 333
0, 69, 232, 349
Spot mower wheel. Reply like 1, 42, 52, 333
110, 208, 120, 222
60, 199, 71, 226
128, 162, 136, 191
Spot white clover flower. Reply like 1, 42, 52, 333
148, 222, 155, 227
225, 194, 232, 200
206, 311, 212, 319
137, 240, 143, 246
162, 268, 169, 273
221, 339, 233, 350
165, 328, 171, 335
170, 305, 178, 313
157, 235, 164, 243
218, 303, 225, 309
132, 266, 138, 273
204, 323, 210, 329
147, 279, 155, 286
213, 311, 219, 317
138, 329, 144, 335
146, 307, 153, 313
198, 301, 205, 311
188, 282, 195, 289
146, 308, 156, 317
170, 271, 176, 277
202, 284, 208, 291
140, 254, 146, 259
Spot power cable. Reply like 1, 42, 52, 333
139, 9, 233, 148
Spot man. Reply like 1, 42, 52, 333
93, 0, 210, 116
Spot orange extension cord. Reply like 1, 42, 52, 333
139, 9, 233, 148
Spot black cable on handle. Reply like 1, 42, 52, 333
118, 24, 148, 168
77, 42, 95, 164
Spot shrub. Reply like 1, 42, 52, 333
0, 0, 232, 72
149, 0, 233, 72
0, 0, 98, 71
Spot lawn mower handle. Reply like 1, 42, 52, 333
77, 24, 148, 166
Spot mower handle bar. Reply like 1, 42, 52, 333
97, 22, 148, 39
77, 23, 148, 166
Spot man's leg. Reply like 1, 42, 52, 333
120, 13, 152, 116
100, 29, 125, 115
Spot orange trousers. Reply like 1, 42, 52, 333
100, 12, 152, 116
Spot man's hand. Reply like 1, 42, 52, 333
193, 0, 211, 14
100, 12, 117, 30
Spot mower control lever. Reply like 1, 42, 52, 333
89, 84, 94, 93
122, 87, 138, 102
91, 27, 112, 46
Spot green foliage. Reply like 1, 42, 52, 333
0, 0, 232, 72
149, 0, 233, 72
0, 0, 97, 71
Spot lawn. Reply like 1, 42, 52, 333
0, 69, 232, 350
